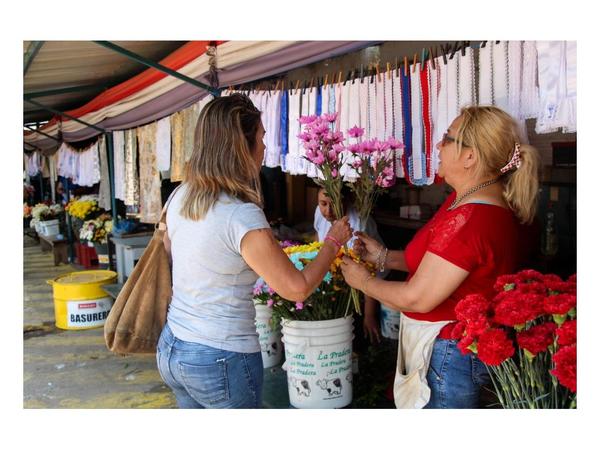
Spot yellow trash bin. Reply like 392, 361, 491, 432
47, 270, 117, 330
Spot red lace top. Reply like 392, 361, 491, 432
403, 193, 520, 336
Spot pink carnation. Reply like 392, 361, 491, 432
347, 126, 365, 138
322, 112, 338, 123
295, 302, 304, 310
299, 115, 318, 125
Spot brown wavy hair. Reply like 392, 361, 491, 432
180, 94, 263, 220
454, 105, 540, 224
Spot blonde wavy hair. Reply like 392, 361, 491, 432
180, 94, 263, 220
454, 105, 540, 224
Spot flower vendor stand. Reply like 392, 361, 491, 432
254, 304, 283, 368
281, 316, 354, 409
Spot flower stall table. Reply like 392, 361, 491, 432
109, 232, 153, 283
39, 234, 68, 266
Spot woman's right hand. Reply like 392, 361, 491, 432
353, 231, 384, 264
326, 216, 353, 247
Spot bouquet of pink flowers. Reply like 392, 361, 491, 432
345, 125, 403, 228
298, 114, 403, 314
452, 269, 577, 408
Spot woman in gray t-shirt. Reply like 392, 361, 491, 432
157, 94, 352, 408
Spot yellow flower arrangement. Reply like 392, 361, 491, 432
66, 197, 100, 220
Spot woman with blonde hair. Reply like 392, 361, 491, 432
157, 94, 352, 408
341, 105, 540, 408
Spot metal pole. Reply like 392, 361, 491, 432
24, 41, 44, 75
25, 98, 106, 133
64, 177, 74, 263
24, 124, 61, 142
94, 41, 220, 96
105, 132, 118, 229
25, 84, 104, 100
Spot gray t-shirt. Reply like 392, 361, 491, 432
166, 187, 270, 353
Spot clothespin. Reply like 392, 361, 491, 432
395, 57, 399, 77
309, 77, 314, 90
338, 71, 343, 85
441, 44, 448, 65
360, 64, 364, 83
461, 41, 468, 57
412, 53, 417, 73
295, 79, 301, 94
376, 64, 381, 83
481, 41, 487, 48
429, 47, 436, 70
350, 70, 356, 84
386, 62, 391, 79
324, 73, 328, 86
404, 56, 408, 76
274, 79, 280, 91
420, 49, 427, 71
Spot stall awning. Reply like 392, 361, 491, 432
24, 41, 376, 150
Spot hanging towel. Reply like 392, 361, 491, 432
334, 82, 342, 132
493, 41, 509, 112
279, 90, 289, 171
113, 130, 126, 201
507, 41, 523, 120
520, 41, 540, 119
368, 78, 377, 140
410, 64, 425, 185
400, 69, 412, 184
375, 75, 386, 140
170, 110, 186, 182
536, 41, 577, 134
458, 47, 475, 110
384, 72, 394, 138
316, 84, 322, 116
420, 64, 434, 184
137, 122, 162, 223
392, 70, 405, 178
305, 87, 319, 178
446, 55, 459, 122
478, 44, 493, 105
183, 101, 201, 162
75, 142, 100, 187
328, 84, 336, 115
286, 89, 302, 175
124, 129, 139, 207
358, 78, 369, 132
265, 90, 282, 168
98, 135, 112, 211
155, 117, 171, 172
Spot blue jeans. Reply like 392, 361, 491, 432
424, 338, 490, 409
156, 323, 264, 408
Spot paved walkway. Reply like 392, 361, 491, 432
23, 235, 177, 408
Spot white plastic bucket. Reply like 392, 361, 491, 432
40, 219, 60, 236
380, 304, 400, 339
281, 316, 354, 409
254, 304, 283, 368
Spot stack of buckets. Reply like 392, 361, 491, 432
47, 270, 117, 330
281, 316, 354, 409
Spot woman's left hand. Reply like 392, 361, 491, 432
341, 256, 370, 291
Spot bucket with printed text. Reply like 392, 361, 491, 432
254, 304, 283, 368
281, 316, 353, 409
380, 304, 400, 339
47, 270, 117, 330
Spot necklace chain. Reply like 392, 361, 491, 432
448, 178, 499, 210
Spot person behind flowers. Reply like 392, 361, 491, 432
341, 105, 540, 408
157, 94, 352, 409
313, 185, 386, 344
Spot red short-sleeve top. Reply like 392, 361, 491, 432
403, 193, 520, 327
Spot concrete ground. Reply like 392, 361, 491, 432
23, 235, 177, 408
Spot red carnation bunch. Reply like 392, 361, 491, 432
476, 328, 515, 366
556, 320, 577, 346
516, 322, 557, 357
544, 293, 576, 316
454, 294, 491, 337
453, 269, 577, 408
551, 345, 577, 393
493, 292, 545, 328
